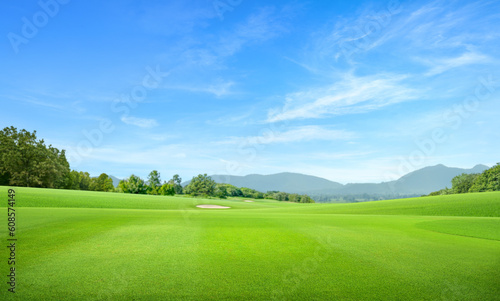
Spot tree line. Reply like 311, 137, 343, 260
207, 182, 314, 203
311, 193, 419, 203
117, 173, 315, 203
0, 126, 69, 188
0, 126, 314, 203
427, 163, 500, 196
117, 172, 182, 196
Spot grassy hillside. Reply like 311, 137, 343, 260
279, 192, 500, 217
1, 186, 499, 300
0, 187, 296, 210
2, 187, 499, 217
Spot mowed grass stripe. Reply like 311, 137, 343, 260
11, 208, 206, 300
2, 207, 498, 300
274, 192, 500, 217
2, 187, 499, 217
416, 218, 500, 241
0, 186, 296, 211
1, 187, 499, 300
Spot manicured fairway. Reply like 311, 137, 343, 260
1, 187, 499, 300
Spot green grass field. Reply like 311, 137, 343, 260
1, 187, 499, 300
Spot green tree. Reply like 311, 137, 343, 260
300, 195, 314, 203
89, 177, 98, 191
254, 191, 264, 199
469, 164, 500, 192
428, 187, 453, 196
147, 170, 162, 195
263, 190, 313, 203
91, 173, 114, 192
215, 185, 228, 199
66, 170, 81, 190
0, 170, 10, 186
159, 182, 175, 196
39, 145, 70, 189
289, 193, 300, 203
78, 171, 92, 190
171, 174, 183, 194
65, 170, 92, 191
118, 174, 147, 194
265, 191, 279, 199
451, 173, 479, 194
276, 192, 289, 201
0, 126, 70, 188
239, 187, 264, 199
185, 174, 216, 196
229, 185, 242, 197
215, 183, 243, 197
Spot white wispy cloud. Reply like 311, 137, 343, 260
178, 5, 295, 68
76, 144, 187, 166
291, 1, 404, 71
267, 73, 418, 122
221, 125, 355, 145
308, 151, 375, 161
423, 50, 491, 76
292, 0, 499, 74
8, 95, 64, 110
152, 4, 297, 101
206, 110, 255, 126
3, 94, 89, 115
145, 134, 178, 142
121, 116, 159, 128
400, 1, 500, 50
137, 0, 215, 36
217, 6, 293, 57
166, 80, 235, 97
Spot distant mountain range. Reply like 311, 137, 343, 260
209, 164, 489, 199
211, 173, 343, 194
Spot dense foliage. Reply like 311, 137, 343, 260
469, 164, 500, 192
90, 173, 115, 192
0, 126, 69, 188
264, 190, 315, 203
66, 170, 93, 190
184, 174, 216, 196
311, 193, 420, 203
428, 164, 500, 196
118, 174, 147, 194
0, 127, 119, 192
212, 184, 314, 203
117, 172, 177, 196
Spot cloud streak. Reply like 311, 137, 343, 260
178, 4, 295, 68
165, 80, 235, 97
121, 116, 159, 128
221, 125, 355, 146
216, 6, 294, 57
293, 0, 499, 74
267, 73, 418, 122
423, 50, 491, 76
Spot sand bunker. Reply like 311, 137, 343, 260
243, 200, 254, 202
196, 204, 231, 209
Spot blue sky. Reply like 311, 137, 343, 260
1, 0, 499, 184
